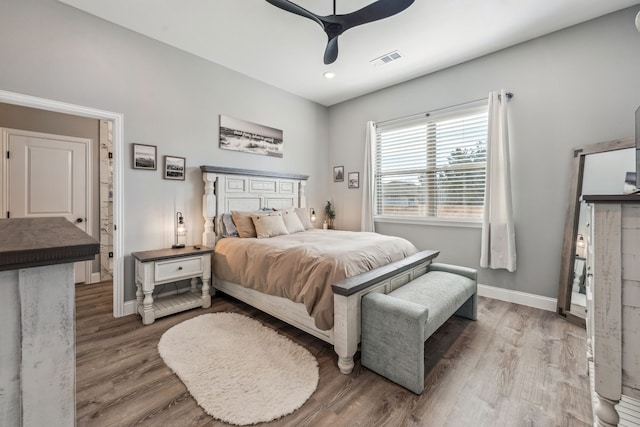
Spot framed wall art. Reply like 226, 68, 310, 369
164, 155, 186, 180
219, 115, 283, 158
333, 166, 344, 182
132, 143, 157, 170
348, 172, 359, 189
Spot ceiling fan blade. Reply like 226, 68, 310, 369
265, 0, 323, 27
338, 0, 415, 30
323, 37, 339, 65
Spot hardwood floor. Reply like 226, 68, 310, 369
76, 282, 592, 427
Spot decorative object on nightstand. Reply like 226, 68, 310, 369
324, 201, 335, 229
172, 211, 186, 249
131, 245, 213, 325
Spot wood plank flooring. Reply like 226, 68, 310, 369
76, 282, 592, 427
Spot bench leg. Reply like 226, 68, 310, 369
455, 292, 477, 321
361, 294, 429, 394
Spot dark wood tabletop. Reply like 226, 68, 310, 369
0, 217, 100, 271
131, 245, 213, 263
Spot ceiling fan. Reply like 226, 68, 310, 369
265, 0, 415, 65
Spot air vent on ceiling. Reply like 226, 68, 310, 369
370, 50, 402, 67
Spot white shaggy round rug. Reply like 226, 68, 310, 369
158, 312, 319, 425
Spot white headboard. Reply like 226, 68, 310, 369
200, 166, 309, 246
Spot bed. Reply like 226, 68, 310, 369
201, 166, 439, 374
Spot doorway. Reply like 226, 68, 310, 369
0, 89, 125, 317
2, 128, 94, 283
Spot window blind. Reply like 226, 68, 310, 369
375, 106, 488, 221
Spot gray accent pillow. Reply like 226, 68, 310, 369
220, 213, 239, 238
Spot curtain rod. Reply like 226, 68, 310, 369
375, 91, 514, 127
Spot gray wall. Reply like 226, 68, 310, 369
0, 0, 329, 300
326, 7, 640, 298
2, 0, 639, 303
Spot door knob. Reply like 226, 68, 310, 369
76, 218, 84, 223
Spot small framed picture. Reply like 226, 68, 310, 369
132, 143, 157, 170
164, 155, 186, 180
333, 166, 344, 182
348, 172, 359, 189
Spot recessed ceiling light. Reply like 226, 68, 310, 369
323, 72, 336, 79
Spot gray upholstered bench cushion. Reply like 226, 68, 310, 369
361, 263, 477, 394
389, 270, 476, 340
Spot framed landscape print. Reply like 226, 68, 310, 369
333, 166, 344, 182
164, 155, 186, 180
348, 172, 359, 188
219, 115, 283, 158
132, 143, 157, 170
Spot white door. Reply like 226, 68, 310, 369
2, 128, 94, 283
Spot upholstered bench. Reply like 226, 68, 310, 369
361, 263, 477, 394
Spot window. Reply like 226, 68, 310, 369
374, 105, 488, 222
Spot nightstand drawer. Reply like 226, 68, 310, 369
155, 256, 203, 282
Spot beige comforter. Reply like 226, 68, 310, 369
214, 229, 418, 330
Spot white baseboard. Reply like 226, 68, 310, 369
90, 272, 102, 284
478, 284, 557, 312
123, 300, 137, 316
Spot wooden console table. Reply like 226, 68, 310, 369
132, 246, 213, 325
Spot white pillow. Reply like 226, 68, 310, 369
281, 208, 306, 234
295, 208, 314, 230
251, 212, 289, 238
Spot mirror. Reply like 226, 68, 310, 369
557, 137, 635, 325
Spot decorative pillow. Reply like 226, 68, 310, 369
295, 208, 314, 230
231, 211, 258, 238
219, 213, 239, 238
281, 208, 306, 234
251, 212, 289, 238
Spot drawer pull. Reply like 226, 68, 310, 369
178, 266, 183, 270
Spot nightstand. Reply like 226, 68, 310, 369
131, 245, 213, 325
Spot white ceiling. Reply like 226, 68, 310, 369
59, 0, 640, 106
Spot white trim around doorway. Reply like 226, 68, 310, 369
0, 90, 126, 317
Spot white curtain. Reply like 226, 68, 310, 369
480, 89, 516, 272
361, 121, 376, 232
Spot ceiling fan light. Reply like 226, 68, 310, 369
323, 72, 336, 79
